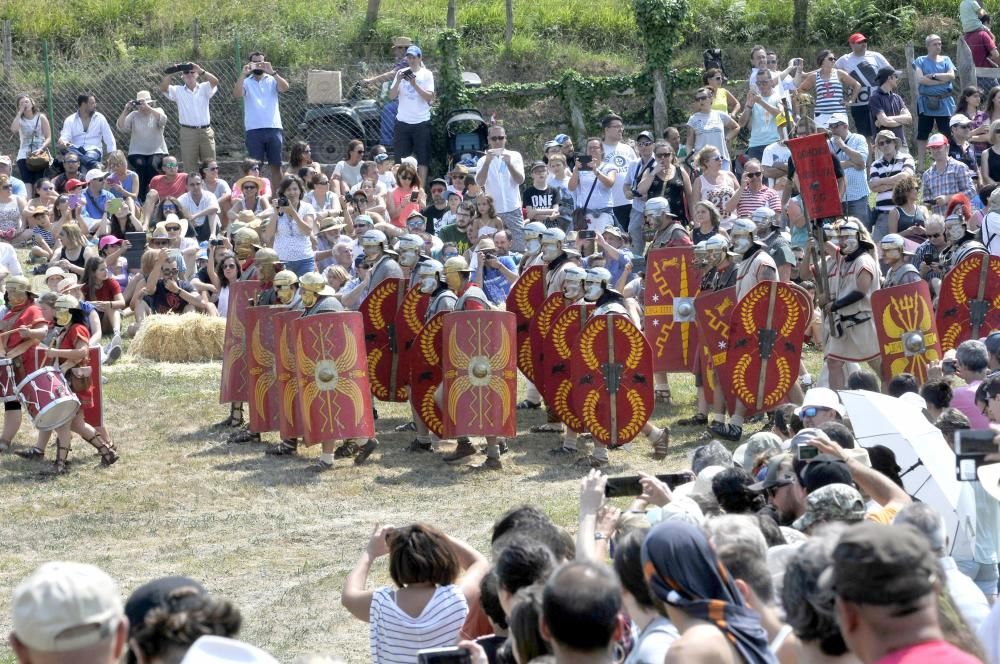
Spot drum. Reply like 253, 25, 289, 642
16, 367, 80, 431
0, 358, 17, 402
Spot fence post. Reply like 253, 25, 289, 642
561, 75, 588, 145
192, 19, 200, 59
447, 0, 456, 29
904, 42, 918, 148
1, 21, 11, 80
43, 40, 54, 127
504, 0, 514, 50
651, 70, 668, 137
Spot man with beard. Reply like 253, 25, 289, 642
879, 234, 921, 287
750, 453, 807, 526
439, 202, 475, 257
421, 177, 450, 233
709, 218, 777, 441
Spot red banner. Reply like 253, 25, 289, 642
786, 133, 842, 220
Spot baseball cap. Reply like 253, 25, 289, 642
429, 177, 448, 188
827, 112, 850, 127
0, 155, 11, 166
795, 387, 846, 417
637, 130, 655, 142
12, 561, 124, 653
543, 140, 560, 151
749, 453, 797, 492
820, 521, 939, 605
373, 153, 390, 164
180, 636, 279, 664
801, 454, 854, 493
405, 45, 422, 58
124, 576, 206, 640
64, 178, 85, 191
530, 160, 547, 172
950, 113, 973, 127
98, 235, 124, 250
875, 67, 902, 85
554, 133, 571, 145
792, 482, 866, 531
85, 168, 108, 183
927, 133, 949, 148
602, 225, 625, 238
848, 33, 867, 44
733, 431, 783, 470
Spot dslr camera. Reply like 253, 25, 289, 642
276, 196, 290, 208
954, 429, 998, 481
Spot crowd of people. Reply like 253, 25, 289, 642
8, 4, 1000, 662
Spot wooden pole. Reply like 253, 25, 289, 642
192, 19, 200, 58
652, 69, 668, 137
504, 0, 514, 50
904, 43, 919, 148
447, 0, 456, 28
365, 0, 381, 28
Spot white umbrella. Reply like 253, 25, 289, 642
839, 390, 972, 555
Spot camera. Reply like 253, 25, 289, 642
942, 358, 958, 376
276, 196, 289, 208
400, 67, 414, 80
481, 251, 496, 260
797, 443, 820, 460
923, 253, 938, 265
417, 647, 471, 664
210, 238, 224, 247
355, 255, 367, 268
579, 229, 597, 240
954, 429, 998, 480
577, 155, 593, 169
604, 472, 695, 497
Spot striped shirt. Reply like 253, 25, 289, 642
869, 154, 916, 212
814, 70, 847, 117
370, 585, 469, 663
735, 185, 782, 218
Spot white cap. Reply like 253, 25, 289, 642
85, 168, 108, 183
795, 387, 846, 417
12, 562, 124, 653
180, 636, 280, 664
950, 113, 973, 127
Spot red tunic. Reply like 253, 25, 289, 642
3, 303, 45, 382
59, 323, 93, 408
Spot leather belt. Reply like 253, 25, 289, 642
180, 124, 211, 129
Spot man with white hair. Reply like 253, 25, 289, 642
9, 561, 129, 664
894, 502, 990, 632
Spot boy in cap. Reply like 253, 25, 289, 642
825, 521, 982, 663
10, 561, 129, 663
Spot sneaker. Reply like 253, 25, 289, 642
313, 458, 335, 472
675, 413, 708, 426
354, 438, 379, 465
473, 456, 503, 470
443, 439, 477, 463
103, 343, 122, 366
408, 439, 432, 452
548, 446, 577, 456
265, 440, 298, 456
395, 421, 417, 432
708, 420, 742, 441
575, 455, 609, 469
333, 441, 359, 459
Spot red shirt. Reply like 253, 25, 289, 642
92, 277, 122, 303
149, 173, 189, 200
59, 323, 93, 407
3, 303, 45, 381
876, 639, 982, 664
966, 29, 998, 67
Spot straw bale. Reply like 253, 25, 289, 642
128, 313, 226, 362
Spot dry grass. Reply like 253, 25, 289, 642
0, 347, 820, 662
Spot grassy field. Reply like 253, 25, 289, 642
0, 341, 816, 662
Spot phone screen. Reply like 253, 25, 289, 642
604, 473, 694, 497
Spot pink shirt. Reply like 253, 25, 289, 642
876, 639, 982, 664
951, 380, 991, 429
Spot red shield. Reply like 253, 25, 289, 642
787, 133, 843, 219
292, 312, 375, 445
398, 283, 430, 363
506, 265, 545, 383
246, 305, 283, 433
693, 287, 738, 408
873, 281, 941, 384
442, 311, 517, 438
573, 314, 654, 447
644, 247, 701, 372
219, 280, 259, 404
360, 277, 408, 402
936, 253, 1000, 351
273, 310, 304, 440
724, 281, 809, 417
410, 312, 446, 438
529, 292, 571, 396
82, 347, 103, 428
542, 303, 593, 432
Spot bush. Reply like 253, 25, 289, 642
806, 0, 916, 46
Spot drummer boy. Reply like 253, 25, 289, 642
0, 276, 46, 452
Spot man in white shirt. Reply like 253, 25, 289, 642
475, 123, 526, 251
836, 33, 892, 149
177, 173, 221, 240
160, 62, 219, 172
600, 113, 638, 233
57, 93, 115, 172
233, 51, 289, 190
389, 45, 435, 185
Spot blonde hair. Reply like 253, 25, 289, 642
60, 224, 85, 250
106, 150, 128, 169
324, 265, 350, 286
695, 145, 721, 169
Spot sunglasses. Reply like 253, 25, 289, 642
489, 136, 507, 142
207, 166, 219, 171
637, 141, 653, 147
242, 185, 258, 190
746, 172, 763, 178
166, 225, 181, 231
876, 140, 895, 146
656, 152, 673, 158
694, 95, 710, 101
825, 56, 836, 61
163, 163, 178, 167
151, 240, 170, 246
223, 263, 238, 269
315, 180, 330, 186
955, 124, 973, 129
800, 406, 832, 418
710, 155, 723, 162
162, 268, 179, 276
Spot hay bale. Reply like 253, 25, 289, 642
128, 313, 226, 362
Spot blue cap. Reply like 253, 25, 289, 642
405, 45, 422, 58
554, 134, 570, 145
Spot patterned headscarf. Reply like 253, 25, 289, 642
641, 520, 777, 664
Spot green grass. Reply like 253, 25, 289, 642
0, 338, 823, 661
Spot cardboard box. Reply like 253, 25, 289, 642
307, 70, 342, 104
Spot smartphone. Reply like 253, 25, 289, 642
123, 231, 147, 269
943, 359, 958, 376
604, 472, 695, 497
631, 257, 647, 274
797, 443, 820, 460
410, 189, 419, 202
923, 254, 937, 265
68, 194, 80, 208
955, 429, 998, 456
416, 647, 471, 664
579, 229, 596, 240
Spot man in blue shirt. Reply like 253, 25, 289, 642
81, 168, 114, 235
233, 51, 289, 190
473, 236, 517, 305
597, 225, 633, 288
912, 34, 957, 168
0, 156, 27, 198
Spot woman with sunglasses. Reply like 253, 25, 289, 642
686, 87, 740, 173
305, 172, 343, 221
636, 141, 692, 225
799, 49, 862, 118
332, 139, 366, 195
287, 140, 321, 177
387, 162, 425, 227
204, 247, 241, 317
22, 178, 57, 221
703, 68, 741, 117
226, 174, 272, 224
884, 175, 928, 241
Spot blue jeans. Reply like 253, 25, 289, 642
65, 146, 103, 172
284, 256, 316, 277
843, 197, 871, 231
